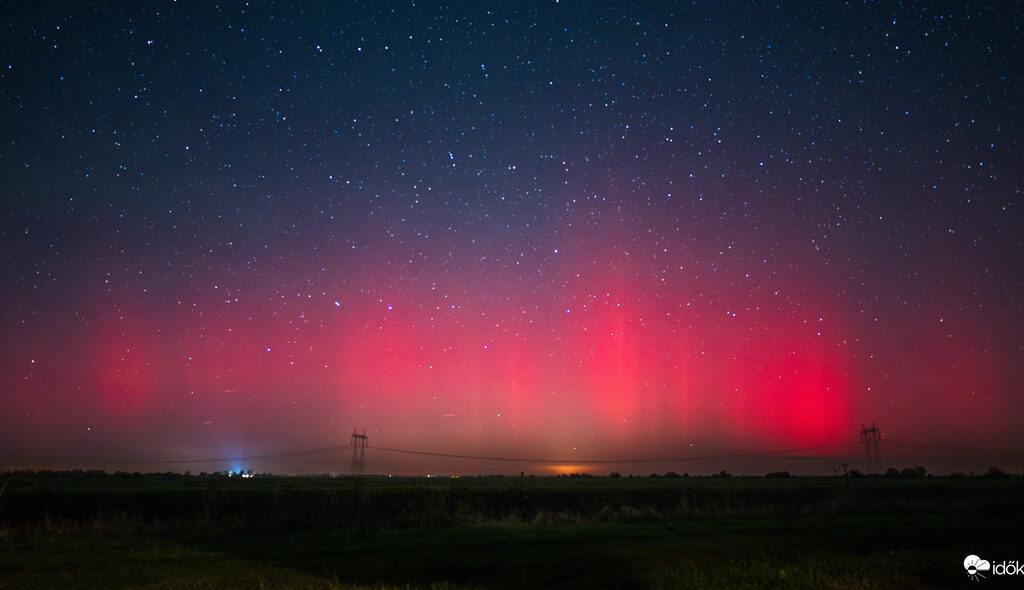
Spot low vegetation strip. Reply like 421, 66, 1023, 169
1, 472, 1020, 533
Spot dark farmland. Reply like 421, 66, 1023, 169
1, 472, 1022, 589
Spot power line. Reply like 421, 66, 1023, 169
885, 440, 1024, 457
365, 442, 862, 464
4, 442, 860, 467
3, 445, 348, 466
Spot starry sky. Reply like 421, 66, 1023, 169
1, 2, 1021, 475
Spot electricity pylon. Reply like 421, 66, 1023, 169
350, 429, 367, 475
860, 422, 882, 474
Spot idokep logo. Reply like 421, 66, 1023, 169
964, 555, 990, 581
964, 555, 1024, 581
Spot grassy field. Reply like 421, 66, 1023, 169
1, 472, 1022, 589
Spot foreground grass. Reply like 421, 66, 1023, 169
4, 512, 1021, 589
1, 476, 1022, 588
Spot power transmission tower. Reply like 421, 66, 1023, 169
860, 422, 882, 474
350, 429, 368, 475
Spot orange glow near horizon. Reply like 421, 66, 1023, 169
545, 464, 595, 476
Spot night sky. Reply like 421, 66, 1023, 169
2, 2, 1022, 476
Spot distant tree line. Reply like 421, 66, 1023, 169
0, 466, 1019, 479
